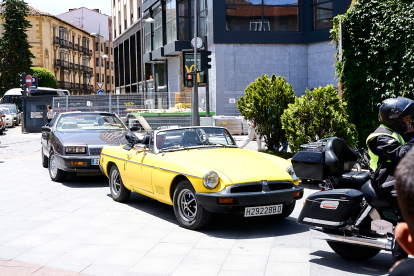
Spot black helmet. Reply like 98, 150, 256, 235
379, 97, 414, 133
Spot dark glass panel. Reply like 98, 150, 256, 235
226, 5, 262, 31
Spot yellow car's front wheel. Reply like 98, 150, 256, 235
173, 180, 211, 230
109, 165, 131, 202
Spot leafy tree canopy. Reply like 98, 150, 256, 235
31, 67, 57, 89
237, 74, 296, 151
0, 0, 34, 97
331, 0, 414, 146
281, 85, 357, 153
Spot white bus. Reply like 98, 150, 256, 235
0, 87, 70, 110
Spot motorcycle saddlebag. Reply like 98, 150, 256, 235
297, 189, 363, 229
291, 150, 326, 181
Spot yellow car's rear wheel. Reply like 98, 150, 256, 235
109, 165, 131, 202
173, 180, 211, 230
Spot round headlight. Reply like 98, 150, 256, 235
287, 165, 298, 182
203, 171, 219, 189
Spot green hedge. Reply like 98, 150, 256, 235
31, 67, 57, 89
331, 0, 414, 147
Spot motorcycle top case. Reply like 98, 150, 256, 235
291, 150, 326, 181
297, 189, 363, 229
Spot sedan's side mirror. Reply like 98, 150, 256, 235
41, 126, 51, 132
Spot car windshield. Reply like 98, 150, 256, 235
154, 127, 237, 151
1, 109, 10, 115
56, 113, 126, 131
1, 105, 16, 113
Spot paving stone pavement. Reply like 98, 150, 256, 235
0, 126, 394, 276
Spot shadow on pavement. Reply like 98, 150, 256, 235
60, 173, 109, 188
113, 192, 309, 239
310, 250, 393, 275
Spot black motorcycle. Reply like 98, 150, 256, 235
292, 137, 396, 261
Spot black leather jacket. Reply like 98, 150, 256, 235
368, 135, 414, 196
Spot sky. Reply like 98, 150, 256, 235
25, 0, 112, 16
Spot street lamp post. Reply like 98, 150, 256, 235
91, 24, 108, 94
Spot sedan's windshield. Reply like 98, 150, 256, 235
56, 113, 126, 131
155, 127, 237, 151
1, 105, 16, 113
1, 109, 10, 115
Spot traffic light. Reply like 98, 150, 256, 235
19, 72, 27, 88
201, 50, 212, 71
185, 71, 194, 87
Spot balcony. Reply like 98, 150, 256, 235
81, 84, 94, 92
57, 81, 71, 89
60, 60, 69, 69
74, 44, 80, 52
74, 64, 80, 71
53, 37, 60, 45
82, 47, 92, 56
69, 62, 74, 70
81, 65, 93, 74
68, 41, 73, 50
59, 39, 68, 49
54, 59, 61, 67
75, 83, 80, 90
70, 82, 75, 89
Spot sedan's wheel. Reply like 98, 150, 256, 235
272, 201, 296, 220
41, 148, 48, 168
48, 153, 67, 182
0, 127, 3, 135
173, 181, 211, 230
109, 165, 131, 202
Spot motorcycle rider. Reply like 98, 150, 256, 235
366, 97, 414, 263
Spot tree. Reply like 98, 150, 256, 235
281, 85, 357, 153
237, 74, 296, 151
31, 67, 57, 89
0, 0, 35, 96
330, 0, 414, 147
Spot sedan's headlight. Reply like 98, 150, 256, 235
287, 166, 298, 182
66, 147, 86, 154
203, 171, 219, 189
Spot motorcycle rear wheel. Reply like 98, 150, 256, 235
327, 241, 381, 261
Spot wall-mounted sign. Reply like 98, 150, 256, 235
229, 98, 236, 104
31, 112, 43, 119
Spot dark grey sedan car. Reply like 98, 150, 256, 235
41, 112, 137, 182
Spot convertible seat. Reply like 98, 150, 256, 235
361, 180, 390, 209
325, 137, 358, 167
181, 132, 199, 146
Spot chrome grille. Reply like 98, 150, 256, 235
229, 181, 295, 194
89, 147, 103, 156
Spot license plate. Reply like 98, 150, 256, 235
244, 204, 283, 217
92, 158, 100, 165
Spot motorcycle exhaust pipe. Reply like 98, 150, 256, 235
310, 227, 392, 251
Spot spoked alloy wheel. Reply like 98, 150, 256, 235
177, 188, 198, 222
48, 153, 67, 182
173, 181, 211, 230
109, 165, 131, 202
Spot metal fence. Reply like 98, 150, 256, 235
52, 92, 209, 131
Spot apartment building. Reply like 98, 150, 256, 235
58, 7, 115, 94
113, 0, 352, 115
23, 6, 94, 95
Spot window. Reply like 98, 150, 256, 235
144, 15, 152, 53
131, 13, 134, 24
96, 58, 99, 65
198, 0, 208, 36
178, 0, 191, 40
125, 19, 127, 30
226, 0, 299, 32
112, 76, 114, 84
105, 46, 109, 55
166, 0, 177, 44
97, 74, 100, 82
107, 76, 110, 83
312, 0, 333, 30
153, 6, 163, 49
101, 44, 103, 52
95, 42, 99, 51
106, 61, 109, 69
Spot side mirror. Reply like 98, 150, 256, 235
129, 126, 138, 132
41, 126, 51, 132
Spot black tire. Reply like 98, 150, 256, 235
327, 241, 381, 261
173, 181, 211, 230
0, 127, 3, 135
109, 165, 131, 202
48, 152, 67, 182
272, 201, 296, 220
41, 148, 48, 168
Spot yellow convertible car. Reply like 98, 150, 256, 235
100, 126, 303, 229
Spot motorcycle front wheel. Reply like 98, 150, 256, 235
327, 241, 381, 261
